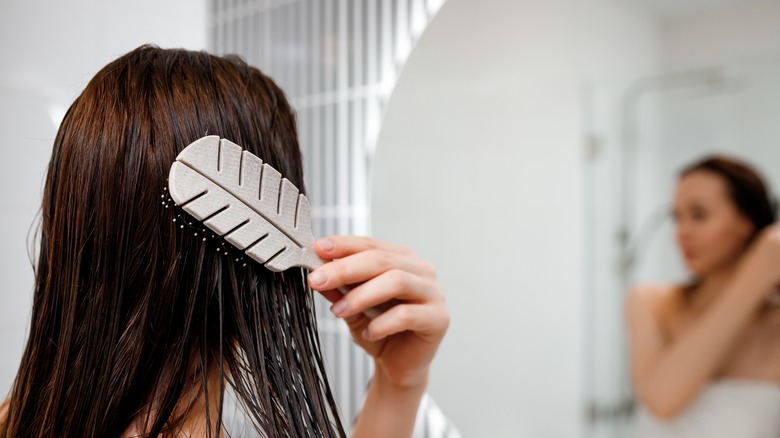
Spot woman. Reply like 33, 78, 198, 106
0, 46, 449, 437
627, 156, 780, 437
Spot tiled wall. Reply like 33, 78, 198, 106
212, 0, 444, 421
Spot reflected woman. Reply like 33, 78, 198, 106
627, 156, 780, 437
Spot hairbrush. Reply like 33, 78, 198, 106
168, 135, 392, 318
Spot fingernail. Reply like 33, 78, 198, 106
316, 238, 334, 251
330, 300, 347, 316
361, 328, 371, 340
309, 270, 327, 287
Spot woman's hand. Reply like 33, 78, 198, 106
743, 224, 780, 290
307, 235, 450, 390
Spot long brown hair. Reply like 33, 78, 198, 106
0, 46, 345, 437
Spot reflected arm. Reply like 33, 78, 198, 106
626, 247, 776, 419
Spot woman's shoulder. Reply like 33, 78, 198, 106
628, 282, 683, 305
0, 399, 7, 428
626, 283, 687, 328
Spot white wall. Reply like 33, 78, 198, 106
661, 0, 780, 69
658, 0, 780, 193
371, 0, 659, 436
0, 0, 208, 397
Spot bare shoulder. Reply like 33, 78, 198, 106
0, 399, 7, 425
625, 283, 684, 326
627, 283, 679, 307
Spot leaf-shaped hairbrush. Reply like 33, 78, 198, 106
168, 135, 392, 318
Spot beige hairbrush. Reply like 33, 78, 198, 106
168, 135, 392, 318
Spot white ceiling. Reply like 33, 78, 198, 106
623, 0, 777, 17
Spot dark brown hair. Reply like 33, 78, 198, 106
0, 45, 344, 437
681, 155, 777, 239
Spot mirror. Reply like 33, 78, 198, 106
372, 0, 780, 437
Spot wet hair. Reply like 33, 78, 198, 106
681, 155, 778, 240
0, 45, 345, 437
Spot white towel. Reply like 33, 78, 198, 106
633, 379, 780, 438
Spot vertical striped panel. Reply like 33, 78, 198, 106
211, 0, 445, 422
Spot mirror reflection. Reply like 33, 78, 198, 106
374, 0, 780, 437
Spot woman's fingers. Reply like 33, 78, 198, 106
328, 270, 440, 318
314, 235, 416, 259
315, 288, 344, 305
362, 303, 450, 343
307, 236, 447, 346
308, 248, 436, 292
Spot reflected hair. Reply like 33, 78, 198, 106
681, 155, 777, 240
0, 46, 345, 437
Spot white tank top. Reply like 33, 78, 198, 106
633, 379, 780, 438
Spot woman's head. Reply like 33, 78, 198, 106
673, 156, 777, 277
2, 46, 343, 437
